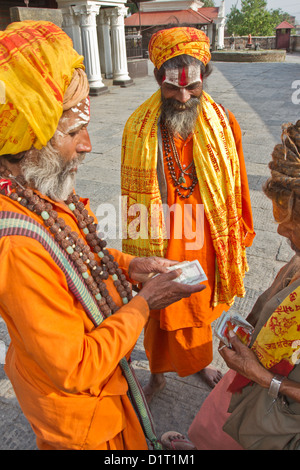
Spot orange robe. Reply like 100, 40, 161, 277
144, 110, 254, 376
0, 193, 149, 450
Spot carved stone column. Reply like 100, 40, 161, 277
60, 6, 83, 56
73, 4, 108, 96
109, 6, 133, 86
97, 9, 113, 80
215, 0, 225, 50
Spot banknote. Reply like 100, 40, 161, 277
166, 260, 207, 285
214, 311, 254, 348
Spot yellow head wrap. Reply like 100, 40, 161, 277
148, 26, 211, 70
0, 20, 88, 156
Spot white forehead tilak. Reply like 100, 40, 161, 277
57, 99, 90, 136
163, 64, 202, 87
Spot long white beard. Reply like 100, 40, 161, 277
161, 95, 201, 140
21, 141, 85, 202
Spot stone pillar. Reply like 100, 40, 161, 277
216, 0, 225, 50
97, 9, 113, 80
109, 6, 133, 86
61, 6, 83, 56
206, 23, 214, 46
73, 4, 108, 96
217, 21, 225, 50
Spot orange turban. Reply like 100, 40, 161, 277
0, 20, 87, 156
148, 27, 211, 70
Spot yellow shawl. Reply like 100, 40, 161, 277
121, 90, 249, 306
229, 284, 300, 393
253, 286, 300, 370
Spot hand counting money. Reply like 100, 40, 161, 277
214, 311, 254, 348
166, 260, 207, 285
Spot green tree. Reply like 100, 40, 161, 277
201, 0, 215, 6
226, 0, 291, 36
270, 8, 291, 29
226, 5, 244, 35
126, 2, 138, 15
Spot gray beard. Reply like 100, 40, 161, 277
161, 94, 201, 140
21, 141, 85, 202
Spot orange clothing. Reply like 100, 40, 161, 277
0, 193, 149, 450
144, 110, 254, 376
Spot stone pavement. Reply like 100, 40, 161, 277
0, 54, 299, 450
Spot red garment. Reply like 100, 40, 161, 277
188, 370, 243, 450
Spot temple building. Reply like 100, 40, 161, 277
125, 0, 226, 53
1, 0, 226, 94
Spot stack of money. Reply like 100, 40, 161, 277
167, 260, 207, 285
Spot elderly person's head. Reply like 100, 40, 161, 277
148, 26, 211, 139
263, 120, 300, 254
0, 21, 91, 201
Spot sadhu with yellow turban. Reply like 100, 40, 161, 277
0, 21, 206, 450
121, 26, 256, 401
0, 21, 89, 156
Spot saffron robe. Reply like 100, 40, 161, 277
0, 193, 149, 450
144, 110, 254, 376
122, 91, 255, 306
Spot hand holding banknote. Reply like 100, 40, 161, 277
128, 256, 179, 283
137, 260, 207, 310
164, 260, 207, 285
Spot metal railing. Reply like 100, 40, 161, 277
126, 34, 143, 59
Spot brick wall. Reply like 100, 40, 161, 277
224, 35, 300, 52
291, 35, 300, 52
224, 36, 276, 50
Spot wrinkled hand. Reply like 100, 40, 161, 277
138, 268, 206, 310
128, 256, 179, 283
218, 331, 273, 388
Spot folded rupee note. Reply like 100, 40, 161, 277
166, 260, 207, 285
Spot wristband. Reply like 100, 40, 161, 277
268, 374, 285, 399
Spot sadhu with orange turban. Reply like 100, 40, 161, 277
121, 26, 255, 402
0, 21, 206, 450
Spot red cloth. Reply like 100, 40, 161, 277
188, 370, 243, 450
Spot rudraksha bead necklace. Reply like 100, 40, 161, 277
0, 168, 132, 317
161, 121, 198, 199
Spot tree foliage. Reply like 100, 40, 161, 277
226, 0, 291, 36
126, 2, 138, 15
201, 0, 215, 6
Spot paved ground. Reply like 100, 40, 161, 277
0, 53, 299, 450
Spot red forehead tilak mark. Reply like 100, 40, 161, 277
179, 67, 188, 87
162, 65, 202, 86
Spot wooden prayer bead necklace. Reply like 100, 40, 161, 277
161, 122, 198, 199
0, 168, 132, 317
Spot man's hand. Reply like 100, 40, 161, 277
137, 268, 206, 310
128, 256, 179, 283
218, 331, 273, 389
